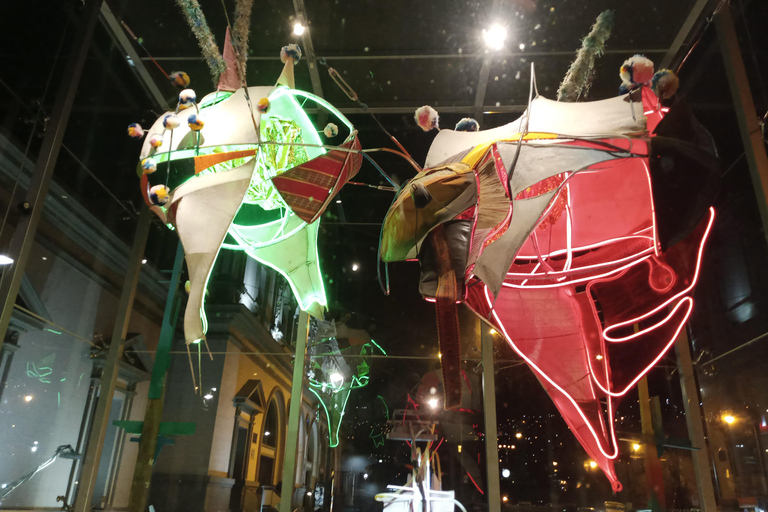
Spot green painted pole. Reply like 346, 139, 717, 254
280, 311, 310, 512
127, 241, 185, 512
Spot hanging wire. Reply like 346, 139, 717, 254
0, 445, 77, 499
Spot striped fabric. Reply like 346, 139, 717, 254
272, 133, 362, 224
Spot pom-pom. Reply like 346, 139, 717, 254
414, 105, 439, 132
141, 158, 158, 174
127, 123, 144, 138
280, 44, 302, 64
323, 123, 339, 138
149, 184, 170, 205
187, 114, 205, 131
169, 71, 191, 88
619, 55, 655, 86
184, 280, 191, 294
455, 118, 480, 132
257, 97, 270, 113
162, 114, 180, 130
651, 69, 679, 100
178, 89, 197, 110
149, 134, 164, 148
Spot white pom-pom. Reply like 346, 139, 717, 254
142, 158, 157, 174
178, 89, 197, 110
149, 184, 170, 205
149, 134, 164, 148
414, 105, 439, 132
162, 114, 180, 130
619, 55, 655, 85
323, 123, 339, 138
280, 44, 302, 64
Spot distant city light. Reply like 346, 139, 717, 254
723, 414, 736, 425
264, 431, 271, 436
502, 496, 509, 503
632, 443, 641, 451
482, 25, 507, 51
352, 263, 359, 271
141, 259, 147, 264
589, 460, 597, 469
363, 473, 369, 480
515, 432, 522, 439
293, 23, 306, 36
502, 468, 511, 478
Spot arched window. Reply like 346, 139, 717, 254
263, 399, 279, 448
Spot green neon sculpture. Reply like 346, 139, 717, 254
134, 47, 361, 348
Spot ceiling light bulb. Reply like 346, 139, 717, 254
293, 23, 306, 36
0, 255, 13, 265
352, 263, 359, 271
428, 397, 439, 409
502, 468, 511, 478
482, 25, 507, 51
203, 393, 213, 400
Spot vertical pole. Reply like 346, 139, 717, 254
481, 322, 501, 512
127, 241, 185, 512
714, 1, 768, 247
0, 0, 103, 353
280, 310, 310, 512
675, 328, 718, 511
74, 207, 151, 512
638, 377, 666, 512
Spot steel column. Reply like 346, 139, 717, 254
279, 310, 310, 512
675, 328, 718, 511
0, 0, 103, 353
481, 322, 501, 512
73, 206, 151, 512
715, 1, 768, 247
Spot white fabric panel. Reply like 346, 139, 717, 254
424, 92, 646, 168
173, 161, 255, 342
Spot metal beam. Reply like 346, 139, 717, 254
481, 322, 501, 512
140, 48, 668, 62
100, 0, 171, 111
675, 328, 718, 512
715, 1, 768, 247
659, 0, 715, 70
73, 206, 151, 512
0, 0, 102, 354
292, 0, 325, 112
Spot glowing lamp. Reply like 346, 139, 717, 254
632, 443, 641, 451
502, 468, 511, 478
0, 255, 13, 265
482, 25, 507, 50
24, 395, 32, 402
723, 414, 736, 425
515, 432, 522, 439
293, 23, 305, 36
427, 397, 439, 409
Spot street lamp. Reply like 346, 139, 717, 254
722, 414, 736, 425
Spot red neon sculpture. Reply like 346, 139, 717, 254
380, 82, 720, 489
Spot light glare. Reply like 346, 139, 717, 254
293, 23, 306, 36
427, 397, 439, 409
482, 25, 507, 50
0, 255, 13, 265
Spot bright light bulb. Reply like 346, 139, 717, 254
595, 354, 603, 360
352, 263, 359, 271
515, 432, 522, 439
293, 23, 305, 36
141, 259, 147, 264
24, 395, 33, 402
502, 468, 511, 478
31, 446, 37, 452
428, 397, 439, 409
329, 372, 344, 384
723, 414, 736, 425
589, 460, 597, 469
482, 25, 507, 50
632, 443, 641, 451
264, 431, 271, 436
363, 473, 369, 479
0, 255, 13, 265
203, 394, 213, 400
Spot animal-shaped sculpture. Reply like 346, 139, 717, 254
133, 41, 361, 347
380, 68, 719, 489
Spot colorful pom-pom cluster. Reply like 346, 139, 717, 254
323, 123, 339, 138
178, 89, 197, 110
619, 55, 679, 100
188, 114, 205, 131
149, 184, 170, 205
455, 118, 480, 132
414, 105, 439, 132
651, 69, 679, 100
127, 123, 144, 139
163, 114, 180, 130
169, 71, 190, 88
142, 158, 157, 175
257, 97, 270, 114
619, 55, 655, 88
280, 44, 302, 64
149, 134, 164, 148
